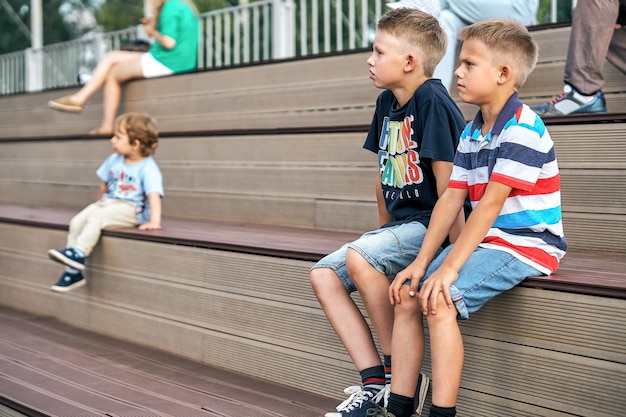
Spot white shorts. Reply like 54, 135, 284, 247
140, 53, 174, 78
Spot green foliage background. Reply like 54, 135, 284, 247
0, 0, 230, 54
0, 0, 72, 54
536, 0, 573, 24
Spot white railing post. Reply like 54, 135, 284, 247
272, 0, 296, 59
25, 0, 43, 92
24, 47, 43, 92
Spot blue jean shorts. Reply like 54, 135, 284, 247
311, 221, 430, 293
421, 245, 543, 320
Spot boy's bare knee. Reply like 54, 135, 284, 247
394, 286, 421, 316
345, 248, 370, 275
426, 295, 458, 325
310, 268, 337, 293
309, 267, 324, 288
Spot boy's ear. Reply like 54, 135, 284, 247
498, 64, 513, 85
404, 52, 419, 73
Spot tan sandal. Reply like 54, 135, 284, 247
48, 96, 84, 113
89, 127, 113, 136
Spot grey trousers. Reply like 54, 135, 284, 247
565, 0, 626, 95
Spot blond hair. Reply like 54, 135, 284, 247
459, 19, 538, 89
115, 113, 159, 157
376, 8, 446, 77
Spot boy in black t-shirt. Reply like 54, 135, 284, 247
309, 8, 467, 417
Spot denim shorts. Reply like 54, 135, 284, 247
311, 221, 429, 293
421, 245, 543, 320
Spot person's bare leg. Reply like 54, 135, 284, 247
346, 248, 394, 356
310, 268, 382, 371
96, 54, 143, 133
71, 51, 143, 106
428, 292, 463, 407
390, 286, 425, 397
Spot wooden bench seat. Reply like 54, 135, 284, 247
1, 203, 625, 298
0, 203, 359, 262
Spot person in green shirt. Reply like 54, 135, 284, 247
48, 0, 199, 135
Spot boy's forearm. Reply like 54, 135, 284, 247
431, 160, 464, 242
448, 209, 466, 243
439, 182, 511, 272
439, 204, 497, 272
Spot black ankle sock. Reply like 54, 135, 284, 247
429, 404, 456, 417
360, 365, 386, 389
387, 392, 414, 417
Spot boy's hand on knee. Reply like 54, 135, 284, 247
418, 267, 456, 316
389, 263, 426, 305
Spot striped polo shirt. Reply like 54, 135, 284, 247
449, 93, 567, 274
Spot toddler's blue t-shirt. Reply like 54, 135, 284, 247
96, 154, 164, 224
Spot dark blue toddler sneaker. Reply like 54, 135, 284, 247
51, 270, 85, 292
48, 248, 85, 270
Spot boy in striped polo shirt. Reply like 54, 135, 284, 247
367, 19, 567, 417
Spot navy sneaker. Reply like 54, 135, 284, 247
48, 248, 85, 271
325, 384, 387, 417
364, 403, 412, 417
51, 270, 85, 292
531, 84, 607, 116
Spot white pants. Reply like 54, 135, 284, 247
67, 199, 137, 256
433, 0, 539, 90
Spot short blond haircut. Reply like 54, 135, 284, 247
459, 19, 538, 89
377, 8, 446, 77
115, 112, 159, 157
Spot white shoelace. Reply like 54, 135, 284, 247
335, 384, 388, 412
335, 386, 374, 412
372, 384, 390, 407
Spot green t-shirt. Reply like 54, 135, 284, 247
149, 0, 199, 73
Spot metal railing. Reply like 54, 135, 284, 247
0, 51, 25, 95
0, 0, 573, 96
200, 0, 274, 68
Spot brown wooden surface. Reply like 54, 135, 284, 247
0, 306, 337, 417
0, 204, 360, 262
1, 203, 625, 298
523, 251, 626, 298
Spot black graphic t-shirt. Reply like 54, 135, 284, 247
364, 79, 466, 228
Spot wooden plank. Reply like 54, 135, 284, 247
1, 205, 626, 291
0, 206, 360, 261
0, 306, 337, 417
